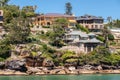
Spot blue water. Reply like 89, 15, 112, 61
0, 74, 120, 80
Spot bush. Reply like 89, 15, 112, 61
61, 51, 75, 60
96, 35, 105, 42
0, 44, 11, 59
108, 34, 114, 41
76, 24, 89, 33
50, 40, 65, 48
42, 26, 50, 28
0, 57, 5, 62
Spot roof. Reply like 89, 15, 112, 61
77, 14, 103, 20
68, 31, 88, 37
88, 33, 96, 36
110, 28, 120, 33
79, 38, 103, 43
39, 13, 75, 18
79, 38, 102, 43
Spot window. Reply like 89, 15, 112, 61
47, 22, 51, 25
95, 25, 98, 29
85, 25, 89, 28
91, 25, 94, 29
100, 25, 103, 29
37, 18, 40, 21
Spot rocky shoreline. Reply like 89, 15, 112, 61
1, 67, 120, 76
1, 59, 120, 75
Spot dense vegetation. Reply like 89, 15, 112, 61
0, 0, 35, 60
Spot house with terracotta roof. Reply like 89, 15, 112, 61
34, 13, 76, 28
62, 30, 102, 53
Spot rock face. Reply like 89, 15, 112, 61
5, 59, 27, 72
0, 62, 5, 69
42, 59, 54, 67
101, 65, 117, 70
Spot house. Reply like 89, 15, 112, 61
34, 13, 76, 28
110, 28, 120, 43
62, 31, 102, 53
76, 14, 104, 34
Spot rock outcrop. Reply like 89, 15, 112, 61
0, 62, 5, 69
5, 59, 27, 72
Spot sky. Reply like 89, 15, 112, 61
8, 0, 120, 20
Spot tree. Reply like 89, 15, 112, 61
106, 19, 120, 28
113, 19, 120, 28
54, 18, 69, 28
96, 35, 105, 42
65, 2, 72, 15
22, 6, 36, 17
0, 0, 10, 7
107, 16, 112, 28
102, 26, 110, 48
3, 5, 20, 24
76, 24, 89, 33
7, 18, 30, 44
49, 18, 68, 47
0, 40, 11, 59
108, 34, 114, 41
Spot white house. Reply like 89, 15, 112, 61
62, 31, 102, 53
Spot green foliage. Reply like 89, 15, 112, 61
66, 59, 78, 63
40, 53, 53, 60
55, 18, 68, 26
107, 19, 120, 28
0, 0, 10, 7
42, 26, 50, 28
96, 35, 105, 42
6, 18, 30, 44
53, 25, 65, 38
102, 53, 120, 66
50, 39, 65, 48
110, 42, 116, 45
76, 24, 89, 33
94, 46, 110, 56
0, 57, 5, 61
0, 41, 11, 59
22, 6, 36, 17
108, 34, 114, 41
41, 44, 56, 53
61, 51, 75, 60
30, 51, 38, 57
48, 19, 67, 47
65, 2, 72, 15
77, 46, 111, 66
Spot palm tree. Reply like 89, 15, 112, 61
102, 26, 110, 48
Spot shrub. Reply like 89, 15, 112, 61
96, 35, 105, 42
0, 44, 11, 59
76, 24, 89, 33
108, 34, 114, 41
61, 51, 75, 60
42, 26, 50, 28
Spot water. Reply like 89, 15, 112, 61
0, 74, 120, 80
